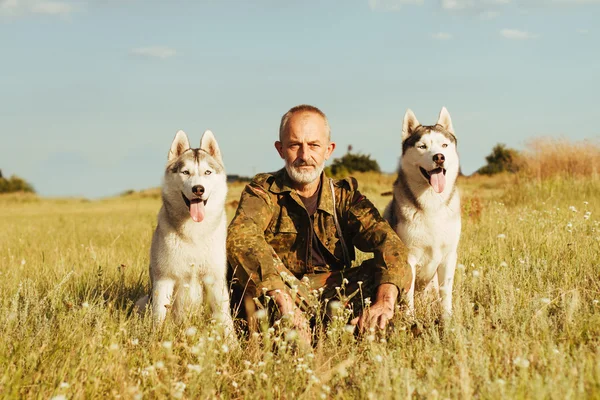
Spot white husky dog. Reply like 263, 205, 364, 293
383, 107, 461, 319
136, 130, 235, 337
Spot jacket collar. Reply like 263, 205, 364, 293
269, 168, 335, 216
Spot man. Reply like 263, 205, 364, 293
227, 105, 411, 340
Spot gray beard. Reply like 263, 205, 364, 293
285, 161, 325, 184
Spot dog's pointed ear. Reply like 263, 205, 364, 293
436, 106, 454, 135
168, 130, 190, 162
200, 130, 223, 166
402, 109, 420, 142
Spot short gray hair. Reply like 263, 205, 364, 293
279, 104, 331, 142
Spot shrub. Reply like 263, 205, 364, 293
326, 153, 381, 177
0, 173, 35, 194
476, 144, 521, 175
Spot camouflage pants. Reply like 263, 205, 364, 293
229, 259, 381, 329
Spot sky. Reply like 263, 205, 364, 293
1, 0, 598, 198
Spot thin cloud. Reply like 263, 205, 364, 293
500, 28, 539, 39
576, 28, 589, 34
431, 32, 453, 40
368, 0, 424, 11
0, 0, 74, 17
131, 46, 177, 59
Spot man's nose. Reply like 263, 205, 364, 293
298, 143, 310, 160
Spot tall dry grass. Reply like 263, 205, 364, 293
519, 137, 600, 180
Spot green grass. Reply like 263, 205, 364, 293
1, 174, 599, 399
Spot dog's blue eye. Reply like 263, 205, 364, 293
205, 170, 212, 175
181, 170, 190, 175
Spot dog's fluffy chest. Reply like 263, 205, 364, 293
151, 211, 226, 279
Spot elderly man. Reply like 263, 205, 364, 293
227, 105, 411, 339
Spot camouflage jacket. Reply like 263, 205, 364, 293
227, 169, 411, 294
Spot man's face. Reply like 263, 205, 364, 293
275, 112, 336, 185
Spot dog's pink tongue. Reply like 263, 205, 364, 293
430, 170, 446, 193
189, 199, 205, 222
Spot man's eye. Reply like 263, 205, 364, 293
181, 170, 190, 175
442, 144, 448, 148
205, 170, 212, 175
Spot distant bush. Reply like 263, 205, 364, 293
477, 144, 521, 175
0, 172, 35, 194
325, 153, 381, 177
519, 138, 600, 180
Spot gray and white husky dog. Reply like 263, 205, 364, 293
383, 107, 461, 319
136, 130, 235, 337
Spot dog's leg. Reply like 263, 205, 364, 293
152, 279, 175, 323
437, 251, 457, 320
134, 295, 150, 316
405, 253, 419, 317
423, 271, 440, 304
206, 273, 236, 341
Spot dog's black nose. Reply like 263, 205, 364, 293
192, 185, 205, 196
433, 153, 445, 166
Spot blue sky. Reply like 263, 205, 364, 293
1, 0, 598, 198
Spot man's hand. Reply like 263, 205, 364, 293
267, 290, 312, 345
350, 283, 399, 333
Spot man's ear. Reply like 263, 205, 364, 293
274, 141, 284, 159
325, 141, 336, 160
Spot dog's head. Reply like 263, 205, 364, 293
401, 107, 458, 193
164, 130, 226, 222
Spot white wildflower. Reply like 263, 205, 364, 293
513, 357, 530, 369
232, 381, 238, 389
59, 382, 70, 389
329, 300, 342, 310
457, 263, 465, 270
81, 302, 89, 308
569, 206, 577, 212
540, 297, 551, 305
374, 355, 383, 363
285, 330, 298, 341
497, 233, 506, 239
472, 270, 480, 278
260, 372, 268, 380
109, 343, 119, 351
255, 309, 267, 320
162, 341, 172, 350
155, 361, 165, 369
172, 381, 186, 399
50, 396, 67, 400
187, 364, 202, 373
21, 259, 26, 266
185, 326, 197, 337
221, 344, 229, 353
500, 261, 508, 267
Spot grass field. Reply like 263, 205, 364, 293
1, 165, 600, 399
